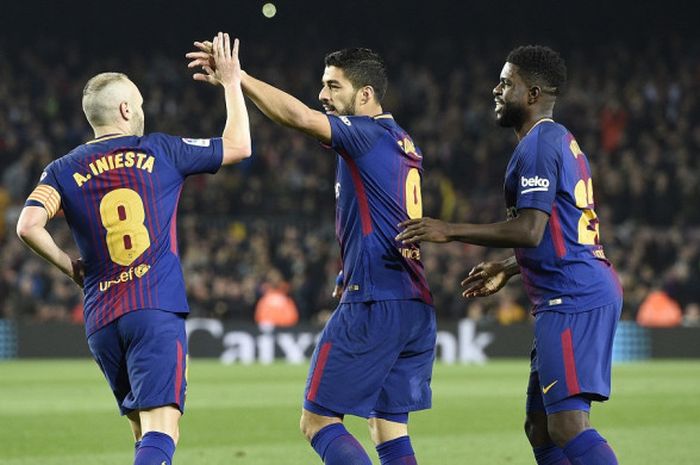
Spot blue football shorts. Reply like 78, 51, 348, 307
87, 309, 188, 415
526, 300, 622, 415
303, 299, 436, 418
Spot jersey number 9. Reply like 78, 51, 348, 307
405, 168, 423, 219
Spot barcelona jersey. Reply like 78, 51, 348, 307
26, 133, 223, 335
504, 119, 622, 313
327, 113, 432, 305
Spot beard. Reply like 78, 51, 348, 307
497, 101, 527, 129
334, 93, 357, 116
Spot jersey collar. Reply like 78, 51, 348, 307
86, 133, 130, 145
525, 118, 555, 137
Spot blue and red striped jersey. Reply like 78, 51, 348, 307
25, 133, 223, 335
504, 119, 622, 313
328, 113, 432, 305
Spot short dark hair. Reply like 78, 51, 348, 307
506, 45, 567, 95
324, 48, 388, 103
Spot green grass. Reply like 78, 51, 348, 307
1, 360, 699, 464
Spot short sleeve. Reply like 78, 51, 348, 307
328, 115, 383, 158
514, 135, 560, 214
155, 134, 224, 176
25, 162, 62, 218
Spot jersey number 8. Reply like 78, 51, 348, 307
99, 188, 151, 266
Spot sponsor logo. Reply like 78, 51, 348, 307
182, 138, 211, 147
542, 380, 558, 394
99, 263, 151, 292
399, 247, 421, 261
548, 298, 562, 306
339, 116, 352, 126
40, 171, 48, 181
335, 182, 341, 199
520, 176, 550, 194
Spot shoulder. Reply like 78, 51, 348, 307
329, 114, 378, 130
520, 122, 566, 156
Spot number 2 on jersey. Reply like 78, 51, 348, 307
405, 168, 423, 219
99, 188, 151, 266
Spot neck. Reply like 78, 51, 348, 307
356, 103, 383, 117
515, 112, 554, 140
92, 125, 130, 139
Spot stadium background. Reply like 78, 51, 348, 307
1, 1, 699, 464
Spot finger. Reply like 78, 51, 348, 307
202, 65, 215, 76
186, 51, 212, 60
194, 41, 213, 53
224, 33, 231, 58
213, 35, 220, 58
232, 38, 240, 56
187, 59, 208, 69
217, 32, 224, 57
397, 218, 422, 228
460, 272, 484, 287
401, 234, 422, 244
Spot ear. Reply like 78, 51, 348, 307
119, 101, 131, 121
528, 86, 541, 104
359, 85, 375, 106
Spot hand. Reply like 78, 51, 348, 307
331, 270, 343, 298
71, 258, 85, 289
395, 217, 452, 244
187, 32, 241, 87
331, 283, 343, 299
460, 261, 509, 298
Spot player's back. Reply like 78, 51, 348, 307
504, 121, 621, 312
327, 114, 432, 305
29, 133, 222, 335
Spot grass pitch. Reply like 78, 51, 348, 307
0, 359, 699, 464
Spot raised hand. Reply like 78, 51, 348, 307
460, 261, 510, 298
395, 217, 452, 244
187, 33, 240, 87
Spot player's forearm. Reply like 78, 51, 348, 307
221, 80, 252, 164
241, 72, 317, 133
17, 225, 74, 277
447, 221, 541, 248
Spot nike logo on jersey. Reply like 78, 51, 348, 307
542, 380, 558, 394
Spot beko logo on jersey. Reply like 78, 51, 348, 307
99, 263, 151, 292
520, 176, 550, 194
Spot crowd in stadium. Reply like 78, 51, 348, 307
1, 37, 698, 326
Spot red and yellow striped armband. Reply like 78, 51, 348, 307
26, 184, 62, 219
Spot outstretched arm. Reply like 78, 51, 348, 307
396, 208, 550, 248
16, 206, 84, 288
187, 40, 331, 144
191, 33, 251, 165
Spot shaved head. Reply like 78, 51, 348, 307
82, 72, 144, 135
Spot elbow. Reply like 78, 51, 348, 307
222, 142, 253, 165
520, 228, 545, 248
16, 222, 32, 243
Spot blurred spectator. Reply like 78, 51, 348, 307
636, 290, 683, 328
254, 269, 299, 327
